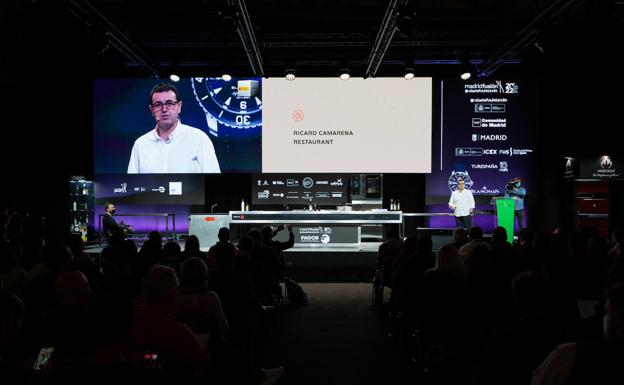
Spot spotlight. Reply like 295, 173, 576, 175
339, 69, 351, 80
169, 74, 180, 82
285, 69, 296, 81
403, 68, 415, 80
221, 73, 232, 81
459, 60, 473, 81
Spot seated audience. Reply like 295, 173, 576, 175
532, 284, 624, 385
459, 226, 492, 261
174, 257, 229, 337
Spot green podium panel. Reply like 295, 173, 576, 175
496, 198, 515, 243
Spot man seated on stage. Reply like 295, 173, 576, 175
448, 178, 475, 229
102, 202, 134, 243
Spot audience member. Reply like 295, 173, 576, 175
532, 284, 624, 385
0, 289, 29, 384
449, 227, 469, 250
208, 227, 232, 270
174, 257, 229, 337
482, 271, 561, 385
0, 241, 30, 298
247, 228, 284, 305
420, 245, 468, 348
261, 225, 293, 277
459, 226, 492, 261
181, 235, 205, 263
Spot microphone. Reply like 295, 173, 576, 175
210, 203, 218, 213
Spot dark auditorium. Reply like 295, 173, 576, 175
2, 1, 624, 385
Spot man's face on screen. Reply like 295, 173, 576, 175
150, 90, 182, 130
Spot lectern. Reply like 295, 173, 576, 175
491, 197, 515, 243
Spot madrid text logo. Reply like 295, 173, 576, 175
473, 134, 508, 142
113, 183, 128, 194
302, 177, 314, 188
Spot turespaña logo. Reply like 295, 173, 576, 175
302, 177, 314, 188
113, 183, 127, 194
601, 156, 613, 169
499, 161, 509, 172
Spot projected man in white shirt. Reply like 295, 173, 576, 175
127, 83, 221, 174
448, 178, 475, 229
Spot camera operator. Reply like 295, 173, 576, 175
504, 177, 527, 230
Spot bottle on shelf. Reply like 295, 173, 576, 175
245, 203, 249, 211
241, 198, 245, 211
73, 201, 77, 211
397, 199, 401, 211
390, 198, 394, 211
309, 199, 313, 211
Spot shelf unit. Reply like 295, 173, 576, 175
69, 179, 94, 241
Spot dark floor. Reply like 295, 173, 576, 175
264, 283, 421, 385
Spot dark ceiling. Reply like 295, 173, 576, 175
4, 0, 623, 79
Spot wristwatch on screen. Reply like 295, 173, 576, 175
191, 77, 262, 137
448, 171, 474, 192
